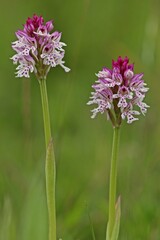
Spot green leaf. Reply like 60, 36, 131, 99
106, 221, 110, 240
45, 138, 57, 240
106, 196, 121, 240
111, 196, 121, 240
46, 138, 56, 196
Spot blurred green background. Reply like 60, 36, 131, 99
0, 0, 160, 239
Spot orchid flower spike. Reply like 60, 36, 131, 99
87, 56, 149, 125
11, 14, 70, 80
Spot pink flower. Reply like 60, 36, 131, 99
11, 14, 70, 79
87, 57, 149, 125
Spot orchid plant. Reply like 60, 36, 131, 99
11, 14, 150, 240
11, 14, 70, 240
87, 56, 149, 240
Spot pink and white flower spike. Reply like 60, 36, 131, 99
87, 56, 149, 125
11, 14, 70, 80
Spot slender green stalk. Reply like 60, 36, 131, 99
39, 79, 52, 148
107, 127, 120, 239
39, 79, 56, 240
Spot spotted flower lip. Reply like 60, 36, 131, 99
87, 56, 149, 125
11, 14, 70, 79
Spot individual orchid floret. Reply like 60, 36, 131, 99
11, 14, 70, 80
87, 56, 149, 125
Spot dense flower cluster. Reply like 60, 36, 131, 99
11, 14, 70, 79
87, 57, 149, 125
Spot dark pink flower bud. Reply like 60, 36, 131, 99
46, 20, 54, 32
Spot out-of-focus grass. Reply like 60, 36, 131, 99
0, 0, 160, 239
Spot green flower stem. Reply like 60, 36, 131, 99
107, 126, 120, 239
39, 79, 52, 148
39, 79, 56, 240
